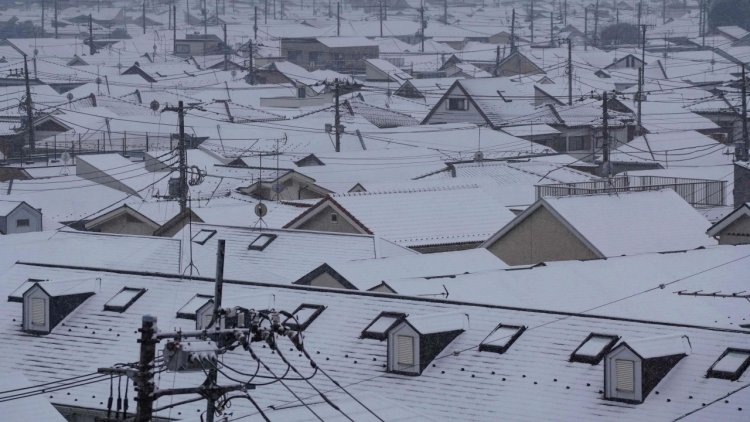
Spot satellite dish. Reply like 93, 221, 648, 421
254, 202, 268, 218
150, 100, 160, 111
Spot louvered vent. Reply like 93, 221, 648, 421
31, 298, 45, 326
616, 359, 635, 392
397, 335, 414, 366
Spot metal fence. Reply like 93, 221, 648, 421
535, 175, 727, 207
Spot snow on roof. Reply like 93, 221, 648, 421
500, 124, 561, 137
406, 311, 467, 334
365, 58, 412, 82
610, 130, 732, 168
624, 334, 692, 359
316, 183, 518, 247
1, 263, 749, 421
0, 200, 24, 216
541, 189, 714, 257
717, 26, 749, 40
316, 36, 378, 48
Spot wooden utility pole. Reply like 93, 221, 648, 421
567, 38, 572, 105
584, 7, 588, 50
206, 239, 226, 422
637, 1, 642, 44
142, 0, 146, 34
223, 23, 228, 71
494, 45, 500, 76
510, 8, 516, 52
593, 0, 599, 46
89, 14, 95, 55
337, 2, 341, 36
637, 24, 646, 136
135, 315, 156, 422
173, 5, 177, 54
742, 64, 749, 160
254, 6, 258, 40
379, 1, 383, 37
530, 0, 534, 44
248, 42, 254, 84
602, 91, 610, 177
420, 2, 425, 52
334, 80, 341, 152
23, 56, 35, 155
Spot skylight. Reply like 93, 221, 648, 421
361, 312, 406, 340
284, 304, 325, 331
479, 324, 525, 354
177, 294, 213, 320
570, 334, 619, 364
707, 349, 750, 381
104, 287, 146, 313
248, 233, 277, 251
192, 229, 216, 245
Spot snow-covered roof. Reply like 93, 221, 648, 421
406, 311, 467, 334
0, 372, 67, 421
624, 334, 692, 359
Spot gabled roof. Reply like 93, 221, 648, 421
707, 203, 750, 237
617, 334, 692, 360
482, 190, 714, 258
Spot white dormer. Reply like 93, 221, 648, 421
22, 282, 95, 335
387, 312, 466, 376
604, 335, 690, 403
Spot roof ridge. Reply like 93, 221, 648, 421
335, 183, 480, 197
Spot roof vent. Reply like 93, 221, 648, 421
386, 312, 466, 375
22, 281, 95, 334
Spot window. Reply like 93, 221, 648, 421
248, 233, 277, 251
361, 312, 406, 340
192, 229, 216, 245
297, 86, 306, 98
397, 335, 414, 366
104, 287, 146, 313
330, 213, 338, 224
447, 97, 468, 111
568, 136, 588, 151
707, 349, 750, 381
175, 44, 190, 54
31, 298, 45, 326
287, 50, 302, 62
479, 324, 525, 354
284, 304, 325, 331
176, 294, 213, 320
615, 359, 635, 392
16, 219, 30, 227
571, 334, 619, 364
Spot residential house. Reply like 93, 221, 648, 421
481, 190, 714, 265
364, 58, 412, 83
707, 203, 750, 245
284, 183, 517, 252
174, 34, 225, 57
280, 37, 379, 73
0, 200, 42, 234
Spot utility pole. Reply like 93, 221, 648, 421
563, 0, 567, 25
379, 0, 383, 37
173, 5, 177, 54
584, 7, 588, 50
510, 8, 516, 52
23, 55, 35, 155
54, 0, 57, 39
248, 42, 254, 84
593, 0, 599, 47
142, 0, 146, 34
443, 0, 447, 25
254, 6, 258, 40
222, 23, 228, 71
420, 2, 425, 52
567, 38, 572, 105
337, 2, 341, 36
494, 45, 500, 76
334, 79, 341, 152
135, 315, 156, 422
636, 66, 643, 136
637, 1, 641, 44
163, 102, 188, 212
206, 239, 226, 422
636, 24, 646, 136
602, 91, 610, 177
41, 0, 44, 35
701, 0, 706, 47
742, 64, 749, 160
530, 0, 534, 45
265, 0, 268, 24
662, 0, 666, 24
549, 11, 554, 47
89, 14, 95, 55
384, 0, 387, 20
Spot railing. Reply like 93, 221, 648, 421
535, 176, 727, 207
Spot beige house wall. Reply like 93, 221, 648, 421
294, 205, 365, 234
89, 213, 157, 236
718, 215, 750, 245
485, 206, 598, 265
308, 272, 348, 289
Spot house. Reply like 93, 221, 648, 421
0, 200, 42, 234
283, 183, 518, 252
707, 203, 750, 245
494, 50, 546, 77
174, 34, 225, 57
280, 37, 379, 73
236, 169, 332, 201
2, 262, 750, 420
481, 190, 714, 265
364, 58, 412, 83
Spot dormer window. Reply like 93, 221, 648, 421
248, 233, 277, 251
22, 282, 94, 334
707, 349, 750, 381
447, 97, 468, 110
330, 213, 338, 224
570, 333, 619, 364
604, 335, 689, 403
104, 287, 146, 313
387, 312, 465, 375
192, 229, 216, 245
284, 304, 325, 331
361, 312, 406, 340
479, 324, 525, 354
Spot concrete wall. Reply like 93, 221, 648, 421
294, 205, 364, 234
718, 214, 750, 245
485, 206, 598, 265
